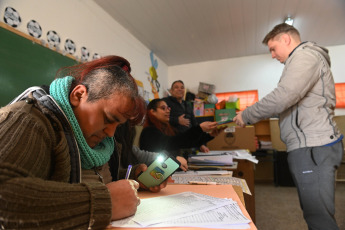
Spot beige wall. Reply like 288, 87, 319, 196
169, 45, 345, 115
1, 0, 344, 109
0, 0, 169, 100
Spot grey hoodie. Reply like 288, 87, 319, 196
242, 41, 341, 152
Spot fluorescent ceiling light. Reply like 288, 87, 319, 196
285, 17, 294, 25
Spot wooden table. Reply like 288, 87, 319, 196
187, 159, 256, 223
232, 159, 256, 223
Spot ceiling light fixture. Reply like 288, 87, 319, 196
285, 17, 294, 25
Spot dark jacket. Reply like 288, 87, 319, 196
0, 87, 111, 229
139, 125, 209, 156
163, 96, 197, 133
163, 96, 214, 146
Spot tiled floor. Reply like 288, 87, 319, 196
255, 182, 345, 230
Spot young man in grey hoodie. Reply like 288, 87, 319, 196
234, 23, 343, 230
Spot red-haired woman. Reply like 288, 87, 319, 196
139, 98, 222, 171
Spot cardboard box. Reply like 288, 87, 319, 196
204, 103, 215, 109
215, 108, 236, 122
197, 91, 210, 100
204, 103, 215, 116
193, 101, 204, 117
225, 99, 240, 110
207, 126, 256, 152
204, 108, 215, 116
215, 100, 226, 110
198, 82, 215, 94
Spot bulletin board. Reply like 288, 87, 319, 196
0, 22, 78, 106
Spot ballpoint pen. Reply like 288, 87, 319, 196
188, 181, 219, 185
125, 164, 132, 180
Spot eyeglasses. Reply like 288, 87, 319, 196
158, 105, 171, 111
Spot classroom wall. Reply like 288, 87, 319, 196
168, 45, 345, 115
0, 0, 169, 100
1, 0, 344, 115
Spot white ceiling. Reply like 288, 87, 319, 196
94, 0, 345, 66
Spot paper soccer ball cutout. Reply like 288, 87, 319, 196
93, 53, 101, 60
81, 47, 90, 62
4, 7, 21, 27
27, 20, 42, 38
47, 30, 61, 47
64, 39, 76, 54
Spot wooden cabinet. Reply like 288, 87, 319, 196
334, 116, 345, 182
253, 120, 275, 182
269, 119, 287, 151
253, 116, 345, 183
254, 119, 271, 142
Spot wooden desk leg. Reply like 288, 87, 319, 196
233, 159, 256, 223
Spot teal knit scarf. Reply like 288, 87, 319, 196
50, 76, 114, 169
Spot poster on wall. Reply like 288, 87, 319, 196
147, 51, 160, 99
135, 79, 144, 98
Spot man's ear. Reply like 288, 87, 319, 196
70, 85, 88, 106
282, 33, 291, 45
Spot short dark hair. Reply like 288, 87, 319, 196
262, 23, 300, 45
56, 55, 136, 102
171, 80, 184, 89
82, 67, 136, 102
56, 55, 145, 125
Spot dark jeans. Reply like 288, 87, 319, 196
287, 141, 343, 230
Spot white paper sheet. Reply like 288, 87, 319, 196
133, 192, 232, 226
111, 192, 251, 229
188, 155, 233, 165
174, 170, 232, 175
171, 175, 251, 195
151, 202, 250, 226
197, 150, 258, 164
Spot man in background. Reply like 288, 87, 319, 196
234, 23, 343, 229
164, 80, 213, 152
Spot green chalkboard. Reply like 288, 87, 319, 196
0, 23, 78, 106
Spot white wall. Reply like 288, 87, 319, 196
1, 0, 345, 115
0, 0, 169, 100
169, 45, 345, 115
168, 53, 282, 97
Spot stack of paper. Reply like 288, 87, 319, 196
188, 162, 238, 170
111, 192, 251, 229
188, 153, 233, 165
171, 173, 252, 195
259, 140, 273, 149
174, 170, 233, 176
197, 150, 258, 164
